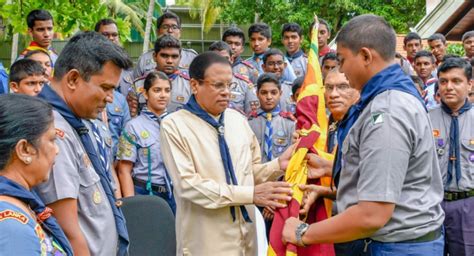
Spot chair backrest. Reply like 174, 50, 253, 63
121, 195, 176, 256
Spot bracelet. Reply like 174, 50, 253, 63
295, 222, 309, 247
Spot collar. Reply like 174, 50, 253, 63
252, 53, 264, 61
319, 45, 331, 57
286, 50, 304, 61
441, 99, 472, 116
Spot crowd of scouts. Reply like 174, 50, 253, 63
0, 7, 473, 256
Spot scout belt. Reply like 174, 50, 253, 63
444, 189, 474, 201
133, 177, 167, 193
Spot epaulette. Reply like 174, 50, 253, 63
178, 70, 190, 80
426, 77, 437, 85
241, 60, 256, 69
279, 111, 296, 122
234, 73, 252, 84
132, 74, 147, 84
183, 48, 198, 56
247, 111, 258, 120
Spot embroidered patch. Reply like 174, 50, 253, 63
55, 128, 65, 139
470, 153, 474, 162
0, 210, 28, 224
114, 107, 121, 113
93, 189, 102, 204
140, 130, 150, 139
176, 96, 185, 102
437, 138, 444, 147
433, 129, 440, 138
470, 139, 474, 145
371, 112, 384, 125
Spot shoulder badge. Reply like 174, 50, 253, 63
279, 111, 296, 121
433, 129, 440, 138
241, 60, 256, 69
133, 74, 147, 84
178, 70, 190, 80
371, 112, 384, 125
248, 111, 258, 120
0, 210, 28, 224
234, 73, 252, 85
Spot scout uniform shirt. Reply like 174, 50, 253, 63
337, 90, 444, 242
429, 104, 474, 192
117, 113, 169, 187
230, 73, 259, 114
0, 201, 67, 255
160, 108, 284, 255
286, 50, 308, 78
106, 90, 131, 161
131, 69, 191, 113
132, 48, 198, 81
117, 69, 134, 98
280, 80, 296, 114
233, 56, 259, 84
35, 111, 119, 256
248, 108, 295, 163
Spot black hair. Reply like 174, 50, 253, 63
53, 31, 132, 81
403, 32, 421, 45
94, 18, 117, 32
248, 23, 271, 39
26, 9, 53, 29
24, 49, 52, 63
0, 94, 53, 170
321, 52, 338, 66
414, 50, 435, 64
222, 27, 245, 44
157, 11, 181, 30
282, 23, 303, 37
427, 33, 446, 44
208, 41, 232, 57
442, 54, 461, 63
262, 48, 284, 64
9, 59, 45, 84
309, 18, 331, 35
335, 14, 396, 62
257, 73, 281, 91
437, 57, 472, 80
462, 31, 474, 42
292, 76, 304, 96
154, 34, 181, 53
189, 52, 231, 80
144, 71, 171, 92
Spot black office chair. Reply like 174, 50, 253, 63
121, 195, 176, 256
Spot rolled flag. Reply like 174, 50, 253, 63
267, 15, 335, 256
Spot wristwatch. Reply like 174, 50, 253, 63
295, 222, 309, 247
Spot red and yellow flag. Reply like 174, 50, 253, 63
267, 16, 335, 256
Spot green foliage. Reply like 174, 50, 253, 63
219, 0, 426, 48
446, 43, 465, 56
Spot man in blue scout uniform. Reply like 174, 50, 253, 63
429, 57, 474, 256
130, 35, 190, 115
282, 23, 307, 78
261, 48, 295, 114
209, 41, 259, 115
282, 14, 444, 255
35, 31, 131, 256
414, 50, 438, 110
95, 18, 132, 162
132, 11, 197, 81
248, 73, 295, 163
246, 23, 297, 83
222, 27, 259, 84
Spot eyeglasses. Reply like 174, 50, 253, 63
199, 79, 237, 92
266, 61, 285, 67
101, 32, 119, 38
324, 83, 351, 92
160, 24, 180, 31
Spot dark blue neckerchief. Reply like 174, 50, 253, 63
252, 53, 264, 62
233, 56, 243, 67
332, 64, 425, 187
184, 95, 251, 223
141, 106, 168, 123
168, 71, 178, 81
39, 85, 129, 255
0, 176, 73, 255
441, 100, 472, 186
327, 115, 338, 154
256, 105, 281, 118
286, 49, 304, 62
